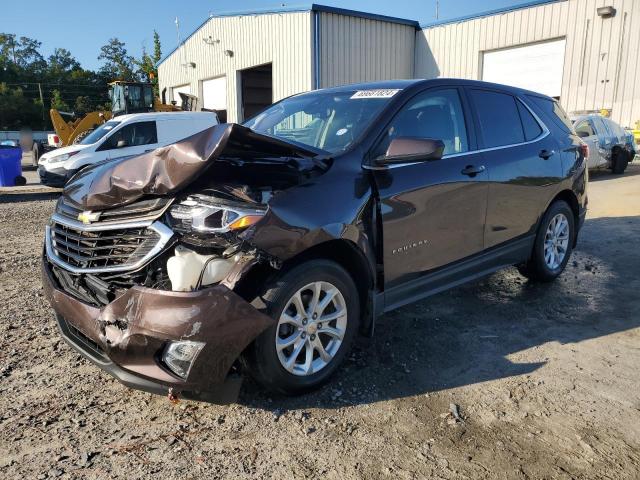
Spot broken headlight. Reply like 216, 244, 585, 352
168, 194, 266, 234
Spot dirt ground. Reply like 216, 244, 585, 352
1, 166, 639, 479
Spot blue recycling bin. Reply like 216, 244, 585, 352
0, 144, 23, 187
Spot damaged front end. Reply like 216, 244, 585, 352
42, 124, 328, 402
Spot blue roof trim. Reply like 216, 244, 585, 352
310, 4, 419, 28
157, 3, 419, 67
421, 0, 564, 29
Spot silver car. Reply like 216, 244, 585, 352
573, 114, 636, 174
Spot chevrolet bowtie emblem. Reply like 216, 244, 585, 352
78, 211, 101, 224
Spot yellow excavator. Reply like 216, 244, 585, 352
49, 81, 197, 146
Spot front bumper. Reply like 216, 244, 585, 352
38, 165, 76, 187
42, 258, 274, 403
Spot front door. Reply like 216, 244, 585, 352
370, 88, 488, 288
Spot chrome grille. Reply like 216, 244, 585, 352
45, 214, 174, 274
51, 222, 160, 269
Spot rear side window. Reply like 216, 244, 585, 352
469, 89, 524, 148
517, 101, 543, 141
526, 95, 573, 133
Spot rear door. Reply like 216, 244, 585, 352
467, 88, 562, 248
97, 121, 159, 160
370, 87, 488, 288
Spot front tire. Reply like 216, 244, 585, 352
518, 200, 575, 282
245, 260, 360, 395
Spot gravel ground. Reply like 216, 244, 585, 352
1, 167, 639, 479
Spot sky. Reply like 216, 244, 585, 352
2, 0, 535, 70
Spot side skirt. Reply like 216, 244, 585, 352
381, 235, 535, 314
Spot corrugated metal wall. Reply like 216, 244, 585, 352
318, 12, 415, 88
158, 12, 313, 123
417, 0, 640, 128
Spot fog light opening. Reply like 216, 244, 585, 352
162, 340, 205, 379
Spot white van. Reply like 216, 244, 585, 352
38, 111, 219, 187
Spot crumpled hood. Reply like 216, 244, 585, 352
62, 123, 321, 210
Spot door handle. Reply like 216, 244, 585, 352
539, 149, 555, 159
460, 165, 486, 177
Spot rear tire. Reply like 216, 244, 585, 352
518, 200, 575, 282
612, 150, 629, 174
245, 260, 360, 395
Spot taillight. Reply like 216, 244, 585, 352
580, 142, 589, 159
53, 135, 60, 144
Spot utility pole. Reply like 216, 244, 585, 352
38, 82, 45, 127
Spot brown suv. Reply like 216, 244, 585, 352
42, 79, 587, 402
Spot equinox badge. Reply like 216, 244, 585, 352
392, 239, 428, 255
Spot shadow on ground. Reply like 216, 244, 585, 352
238, 214, 640, 410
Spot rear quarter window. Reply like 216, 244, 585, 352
469, 89, 525, 148
526, 95, 574, 134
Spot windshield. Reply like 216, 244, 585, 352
80, 121, 121, 145
243, 89, 400, 154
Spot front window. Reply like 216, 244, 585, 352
243, 89, 400, 154
80, 121, 121, 145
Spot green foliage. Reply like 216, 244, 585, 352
98, 38, 138, 81
0, 32, 162, 130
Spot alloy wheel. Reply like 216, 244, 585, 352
275, 281, 348, 376
544, 213, 570, 270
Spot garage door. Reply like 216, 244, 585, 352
172, 84, 191, 104
202, 77, 227, 111
482, 39, 566, 98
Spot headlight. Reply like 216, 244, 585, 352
48, 151, 80, 164
169, 194, 266, 233
162, 341, 205, 379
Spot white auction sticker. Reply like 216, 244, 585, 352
350, 89, 401, 99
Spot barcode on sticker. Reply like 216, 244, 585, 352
351, 89, 401, 99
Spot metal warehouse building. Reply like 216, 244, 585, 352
158, 0, 640, 127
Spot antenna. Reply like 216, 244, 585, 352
175, 17, 192, 69
435, 0, 440, 19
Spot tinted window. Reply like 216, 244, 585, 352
526, 95, 574, 133
470, 90, 524, 148
574, 120, 595, 137
517, 101, 543, 141
98, 121, 157, 151
373, 88, 469, 157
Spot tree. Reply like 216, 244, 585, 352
135, 30, 162, 95
0, 83, 43, 129
48, 48, 81, 81
50, 89, 69, 112
98, 38, 137, 81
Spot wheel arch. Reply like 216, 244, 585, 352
545, 189, 580, 246
235, 239, 376, 337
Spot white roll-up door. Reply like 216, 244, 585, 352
482, 39, 566, 98
202, 77, 227, 111
172, 84, 191, 104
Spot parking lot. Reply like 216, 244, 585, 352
0, 166, 639, 479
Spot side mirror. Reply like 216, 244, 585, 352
116, 139, 128, 148
376, 137, 445, 164
576, 130, 590, 138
